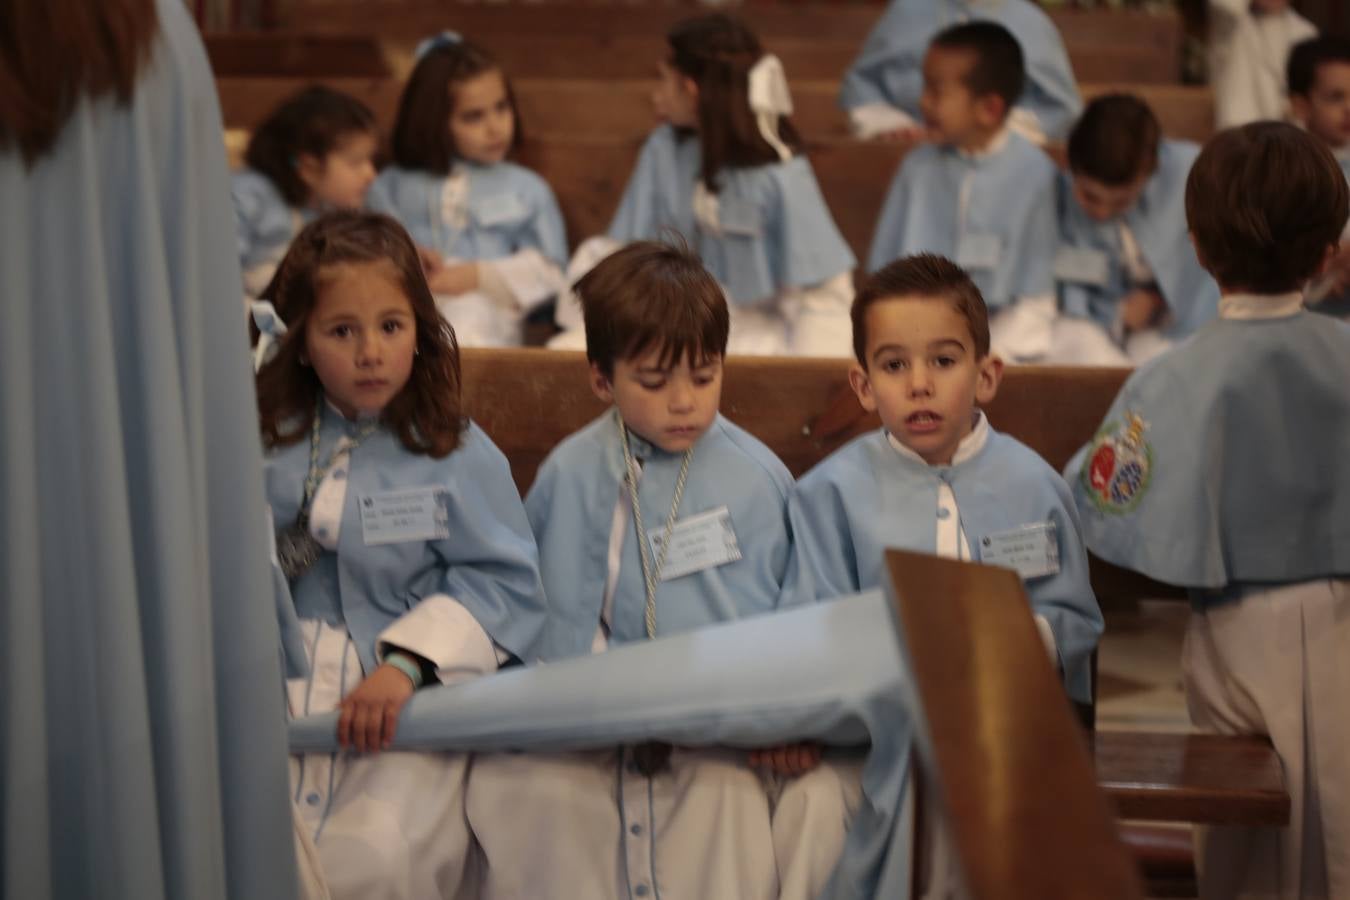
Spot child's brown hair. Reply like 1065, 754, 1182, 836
1067, 94, 1161, 186
577, 240, 729, 378
245, 86, 377, 205
667, 14, 802, 193
851, 253, 991, 366
390, 35, 522, 175
255, 210, 465, 457
1185, 122, 1349, 294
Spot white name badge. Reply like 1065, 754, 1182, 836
360, 487, 451, 546
979, 522, 1060, 580
956, 232, 1003, 271
1054, 245, 1111, 286
647, 506, 743, 581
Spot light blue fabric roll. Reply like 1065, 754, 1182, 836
289, 591, 918, 900
0, 2, 298, 897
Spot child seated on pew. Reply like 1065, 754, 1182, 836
551, 13, 856, 357
839, 0, 1081, 146
1065, 122, 1350, 900
1052, 94, 1219, 365
1288, 36, 1350, 315
368, 31, 567, 347
253, 210, 549, 900
787, 254, 1103, 708
232, 86, 378, 300
867, 22, 1061, 364
468, 241, 845, 900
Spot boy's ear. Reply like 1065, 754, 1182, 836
294, 153, 324, 189
848, 363, 879, 413
974, 352, 1004, 406
589, 362, 615, 404
975, 93, 1007, 130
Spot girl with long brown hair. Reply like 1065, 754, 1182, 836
254, 210, 548, 900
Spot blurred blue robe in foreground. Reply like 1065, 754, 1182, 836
291, 592, 918, 899
0, 1, 297, 897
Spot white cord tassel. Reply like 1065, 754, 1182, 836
748, 54, 794, 162
251, 300, 288, 373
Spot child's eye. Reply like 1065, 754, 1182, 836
934, 355, 956, 368
494, 100, 511, 114
693, 375, 714, 386
332, 325, 352, 338
883, 358, 906, 372
639, 379, 667, 391
382, 319, 404, 334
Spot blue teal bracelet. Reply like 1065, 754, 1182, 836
384, 651, 424, 689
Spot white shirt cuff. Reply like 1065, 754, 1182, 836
377, 594, 509, 686
478, 249, 566, 313
848, 103, 918, 140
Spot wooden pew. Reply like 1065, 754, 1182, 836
270, 1, 1182, 60
886, 550, 1146, 899
213, 76, 1216, 145
205, 30, 1182, 84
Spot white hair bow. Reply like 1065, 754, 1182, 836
748, 54, 794, 162
414, 30, 463, 62
251, 300, 288, 373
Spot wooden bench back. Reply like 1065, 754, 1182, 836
205, 30, 1181, 84
885, 550, 1146, 899
270, 2, 1182, 55
214, 76, 1215, 144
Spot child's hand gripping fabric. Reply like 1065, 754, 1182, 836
338, 658, 420, 753
749, 742, 824, 777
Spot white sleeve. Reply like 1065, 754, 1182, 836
476, 249, 567, 314
848, 103, 918, 140
781, 271, 856, 357
989, 294, 1058, 363
554, 235, 625, 332
1033, 613, 1059, 667
1007, 107, 1047, 148
376, 594, 511, 686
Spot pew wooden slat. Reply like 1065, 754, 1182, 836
272, 2, 1182, 56
1095, 732, 1290, 826
886, 550, 1146, 899
214, 77, 1217, 146
205, 31, 1181, 84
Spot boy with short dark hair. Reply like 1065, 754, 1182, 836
867, 22, 1061, 363
789, 253, 1104, 706
1052, 93, 1219, 364
839, 0, 1081, 145
1288, 36, 1350, 312
468, 240, 839, 900
1067, 122, 1350, 900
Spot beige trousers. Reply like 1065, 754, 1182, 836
1182, 578, 1350, 900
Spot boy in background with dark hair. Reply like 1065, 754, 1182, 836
1052, 93, 1219, 364
867, 22, 1061, 364
1067, 122, 1350, 900
839, 0, 1081, 145
468, 240, 846, 900
1289, 36, 1350, 313
788, 252, 1103, 709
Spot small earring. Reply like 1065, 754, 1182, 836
414, 347, 421, 357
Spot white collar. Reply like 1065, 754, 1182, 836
955, 125, 1011, 162
887, 410, 990, 467
1218, 291, 1305, 320
1335, 144, 1350, 164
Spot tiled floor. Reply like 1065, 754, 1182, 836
1097, 599, 1193, 733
